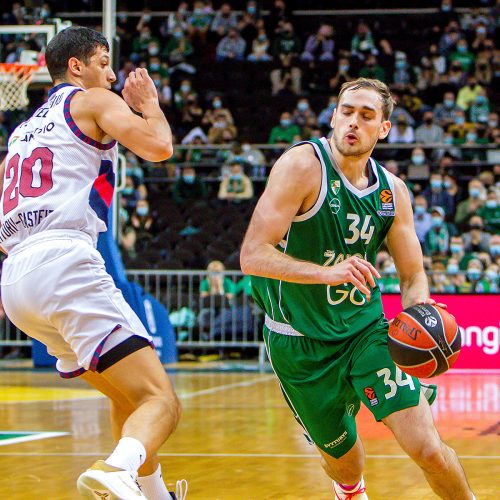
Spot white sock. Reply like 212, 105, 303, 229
138, 464, 173, 500
105, 437, 147, 472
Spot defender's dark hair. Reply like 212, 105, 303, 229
45, 26, 109, 82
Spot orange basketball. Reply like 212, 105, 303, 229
388, 304, 461, 378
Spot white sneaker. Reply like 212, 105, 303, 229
77, 460, 147, 499
333, 477, 368, 499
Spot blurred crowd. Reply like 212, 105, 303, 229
0, 0, 498, 291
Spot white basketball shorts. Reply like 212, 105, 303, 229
1, 230, 153, 377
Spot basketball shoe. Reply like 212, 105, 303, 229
333, 477, 368, 499
77, 460, 146, 499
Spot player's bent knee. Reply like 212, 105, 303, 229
410, 440, 449, 473
319, 451, 364, 485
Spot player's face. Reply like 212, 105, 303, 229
331, 88, 391, 157
80, 46, 116, 90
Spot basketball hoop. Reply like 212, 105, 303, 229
0, 63, 39, 111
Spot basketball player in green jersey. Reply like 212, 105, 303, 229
240, 78, 474, 499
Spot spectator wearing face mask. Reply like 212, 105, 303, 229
478, 188, 500, 234
218, 163, 254, 202
456, 76, 483, 111
413, 195, 432, 245
477, 264, 499, 293
430, 262, 455, 293
359, 55, 386, 82
465, 258, 484, 291
164, 27, 194, 65
237, 142, 266, 177
329, 58, 353, 93
463, 216, 491, 253
415, 112, 444, 145
424, 206, 450, 257
388, 115, 415, 143
268, 112, 301, 144
172, 166, 207, 206
423, 173, 455, 217
248, 28, 272, 62
454, 178, 485, 228
407, 147, 430, 182
448, 235, 474, 271
450, 40, 476, 73
211, 3, 238, 38
433, 92, 461, 128
301, 24, 335, 62
489, 234, 500, 262
121, 176, 141, 212
187, 1, 213, 45
202, 96, 234, 131
292, 98, 316, 128
207, 113, 237, 144
216, 28, 247, 61
468, 89, 490, 123
130, 199, 155, 244
174, 80, 197, 114
379, 258, 400, 293
317, 96, 337, 130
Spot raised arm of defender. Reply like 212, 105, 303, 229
71, 68, 173, 162
240, 145, 380, 301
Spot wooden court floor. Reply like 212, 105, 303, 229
0, 367, 498, 499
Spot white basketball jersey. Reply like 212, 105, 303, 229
0, 83, 118, 253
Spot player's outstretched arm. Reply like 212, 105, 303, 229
240, 147, 379, 300
86, 69, 172, 162
386, 176, 429, 309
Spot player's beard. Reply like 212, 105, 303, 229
332, 130, 378, 158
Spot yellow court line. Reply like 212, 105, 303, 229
0, 386, 102, 403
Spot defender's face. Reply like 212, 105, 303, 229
331, 88, 391, 157
80, 46, 116, 89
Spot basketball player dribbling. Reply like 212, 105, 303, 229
241, 78, 475, 499
0, 27, 186, 499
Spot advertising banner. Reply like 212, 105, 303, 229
382, 295, 499, 371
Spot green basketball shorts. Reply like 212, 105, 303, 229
263, 320, 437, 458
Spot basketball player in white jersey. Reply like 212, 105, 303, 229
0, 27, 186, 500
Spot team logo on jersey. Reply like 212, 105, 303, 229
364, 387, 379, 406
329, 197, 341, 214
331, 180, 341, 195
8, 135, 20, 147
378, 189, 395, 217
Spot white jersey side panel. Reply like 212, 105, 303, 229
0, 83, 118, 253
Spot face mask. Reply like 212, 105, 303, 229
446, 264, 459, 274
466, 133, 477, 142
194, 8, 203, 15
143, 14, 152, 23
248, 6, 256, 14
450, 244, 463, 254
339, 64, 349, 72
181, 84, 191, 93
213, 100, 222, 109
122, 187, 134, 196
150, 63, 160, 71
443, 180, 452, 189
298, 102, 309, 112
136, 207, 149, 217
442, 5, 451, 11
431, 180, 442, 190
477, 27, 487, 36
476, 95, 487, 105
281, 119, 291, 127
444, 99, 455, 108
412, 154, 424, 165
174, 31, 183, 39
457, 45, 467, 53
486, 270, 498, 281
444, 136, 454, 145
153, 79, 161, 87
491, 245, 500, 256
454, 116, 465, 125
214, 121, 226, 129
434, 274, 446, 284
148, 46, 159, 56
183, 174, 195, 184
258, 34, 267, 42
467, 269, 481, 281
395, 60, 406, 69
489, 120, 498, 128
230, 173, 243, 181
242, 144, 251, 152
384, 265, 396, 274
485, 200, 497, 209
431, 216, 443, 227
469, 188, 481, 198
414, 205, 426, 215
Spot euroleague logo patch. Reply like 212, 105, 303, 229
425, 316, 438, 328
364, 387, 379, 406
377, 189, 395, 217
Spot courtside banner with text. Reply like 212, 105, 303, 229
382, 295, 499, 370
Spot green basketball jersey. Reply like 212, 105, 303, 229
252, 137, 397, 342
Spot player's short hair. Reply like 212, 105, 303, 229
45, 26, 109, 82
338, 78, 395, 120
